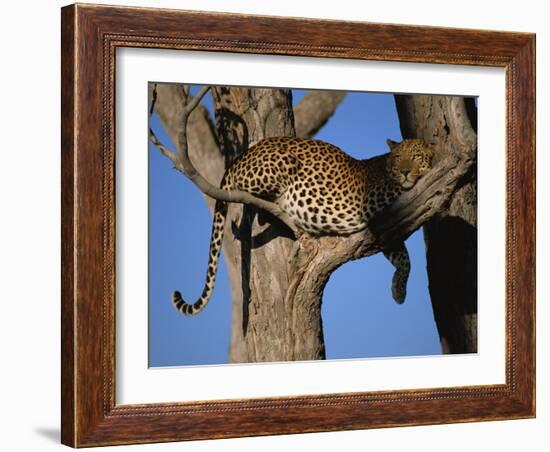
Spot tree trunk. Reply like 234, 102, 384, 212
394, 95, 478, 354
211, 86, 328, 362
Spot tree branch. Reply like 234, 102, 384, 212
151, 83, 224, 195
176, 85, 211, 171
370, 153, 473, 245
150, 84, 300, 235
149, 127, 178, 165
333, 154, 472, 259
294, 90, 347, 139
444, 96, 477, 156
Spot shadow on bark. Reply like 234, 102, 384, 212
425, 215, 478, 354
231, 208, 296, 336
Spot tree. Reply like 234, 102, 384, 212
394, 95, 478, 353
149, 84, 477, 363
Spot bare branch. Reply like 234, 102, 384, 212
151, 83, 223, 194
151, 85, 300, 235
184, 85, 211, 116
444, 96, 477, 156
176, 164, 300, 235
176, 86, 211, 168
149, 127, 178, 165
370, 153, 473, 245
149, 83, 157, 115
294, 90, 346, 138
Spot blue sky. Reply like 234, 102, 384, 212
148, 87, 442, 367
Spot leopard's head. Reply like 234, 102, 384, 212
386, 138, 436, 190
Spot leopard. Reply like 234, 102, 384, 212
172, 137, 436, 316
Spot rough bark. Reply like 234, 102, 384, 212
394, 95, 478, 354
210, 86, 308, 362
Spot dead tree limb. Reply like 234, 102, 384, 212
294, 90, 347, 139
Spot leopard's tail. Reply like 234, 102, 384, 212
172, 198, 228, 316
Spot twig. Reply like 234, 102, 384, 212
149, 83, 158, 115
149, 128, 178, 165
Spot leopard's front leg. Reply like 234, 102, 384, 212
383, 243, 411, 304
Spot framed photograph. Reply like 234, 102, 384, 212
61, 3, 535, 447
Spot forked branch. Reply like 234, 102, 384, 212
149, 84, 300, 235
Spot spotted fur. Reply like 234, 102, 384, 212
173, 137, 435, 315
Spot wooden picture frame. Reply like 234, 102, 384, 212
61, 3, 535, 447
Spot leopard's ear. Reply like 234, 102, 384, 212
387, 138, 400, 151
